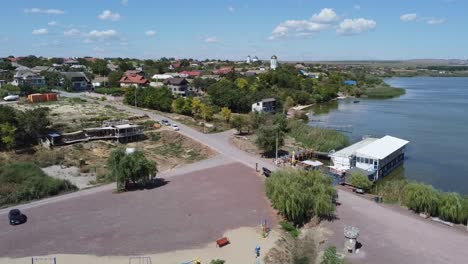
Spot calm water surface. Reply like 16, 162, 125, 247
309, 77, 468, 194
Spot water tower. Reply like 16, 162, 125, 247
270, 55, 278, 70
247, 55, 252, 64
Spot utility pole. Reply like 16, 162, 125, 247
275, 130, 279, 165
134, 87, 137, 107
203, 110, 206, 134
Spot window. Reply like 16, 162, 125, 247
365, 158, 369, 164
369, 159, 373, 164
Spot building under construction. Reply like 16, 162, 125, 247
45, 120, 144, 146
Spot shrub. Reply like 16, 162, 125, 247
0, 162, 77, 206
321, 246, 343, 264
266, 169, 336, 226
403, 182, 440, 216
349, 172, 373, 190
280, 221, 300, 238
210, 260, 225, 264
438, 192, 463, 223
373, 179, 408, 203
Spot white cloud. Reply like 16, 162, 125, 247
64, 29, 82, 36
311, 8, 338, 23
24, 8, 64, 15
32, 28, 49, 35
48, 21, 58, 26
228, 6, 235, 13
204, 37, 219, 43
121, 0, 129, 6
145, 30, 157, 37
86, 29, 119, 42
337, 18, 376, 35
270, 19, 330, 39
427, 18, 446, 25
400, 13, 418, 22
354, 5, 361, 10
98, 10, 122, 21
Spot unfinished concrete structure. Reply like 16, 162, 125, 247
45, 120, 143, 146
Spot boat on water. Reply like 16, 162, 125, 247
353, 100, 360, 104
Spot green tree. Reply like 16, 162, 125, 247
0, 123, 16, 149
403, 182, 440, 216
283, 96, 295, 113
107, 149, 157, 191
191, 97, 203, 118
438, 192, 463, 223
274, 113, 289, 133
2, 84, 20, 94
255, 125, 284, 155
349, 172, 373, 191
200, 103, 214, 121
172, 97, 186, 114
321, 246, 343, 264
108, 71, 123, 87
118, 61, 135, 72
220, 107, 232, 123
181, 97, 193, 116
16, 107, 50, 144
42, 71, 61, 89
230, 115, 245, 134
90, 59, 110, 76
266, 169, 336, 225
235, 78, 249, 89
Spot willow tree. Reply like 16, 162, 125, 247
403, 182, 440, 216
265, 169, 336, 226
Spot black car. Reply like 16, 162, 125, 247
161, 119, 171, 126
8, 209, 27, 225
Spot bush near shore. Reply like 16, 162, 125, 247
374, 180, 468, 225
288, 120, 349, 152
363, 84, 406, 99
0, 162, 77, 207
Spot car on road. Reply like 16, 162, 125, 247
162, 119, 171, 126
172, 124, 180, 131
8, 209, 27, 225
3, 95, 19, 101
354, 188, 365, 194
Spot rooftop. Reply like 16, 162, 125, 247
331, 137, 378, 157
356, 135, 409, 160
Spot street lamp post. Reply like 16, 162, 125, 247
134, 86, 137, 107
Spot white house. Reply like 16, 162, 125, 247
252, 98, 276, 113
13, 68, 46, 87
330, 135, 409, 181
152, 74, 173, 81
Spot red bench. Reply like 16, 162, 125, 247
216, 237, 230, 247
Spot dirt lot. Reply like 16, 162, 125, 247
1, 99, 214, 187
0, 162, 276, 257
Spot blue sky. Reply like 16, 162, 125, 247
0, 0, 466, 60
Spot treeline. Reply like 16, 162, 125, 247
0, 106, 50, 150
427, 66, 468, 72
374, 180, 468, 225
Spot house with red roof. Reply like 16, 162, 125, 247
212, 67, 234, 75
179, 70, 202, 78
119, 72, 150, 88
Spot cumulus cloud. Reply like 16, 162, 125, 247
427, 18, 446, 25
336, 18, 376, 35
24, 8, 64, 15
269, 19, 330, 39
269, 8, 338, 39
84, 30, 119, 43
204, 37, 219, 43
48, 21, 58, 26
32, 28, 49, 35
228, 6, 235, 13
98, 10, 122, 21
64, 29, 82, 36
145, 30, 157, 37
400, 13, 418, 22
311, 8, 338, 23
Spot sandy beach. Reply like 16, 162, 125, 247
0, 227, 280, 264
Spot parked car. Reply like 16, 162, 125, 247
162, 119, 170, 126
354, 188, 365, 194
3, 95, 19, 101
8, 209, 27, 225
172, 124, 180, 131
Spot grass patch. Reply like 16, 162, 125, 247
154, 142, 185, 158
280, 221, 300, 239
0, 162, 77, 207
363, 84, 406, 99
288, 120, 349, 152
67, 97, 87, 104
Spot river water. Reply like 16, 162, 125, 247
309, 77, 468, 194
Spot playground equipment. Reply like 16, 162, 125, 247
31, 257, 57, 264
261, 219, 270, 238
181, 258, 201, 264
129, 256, 152, 264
